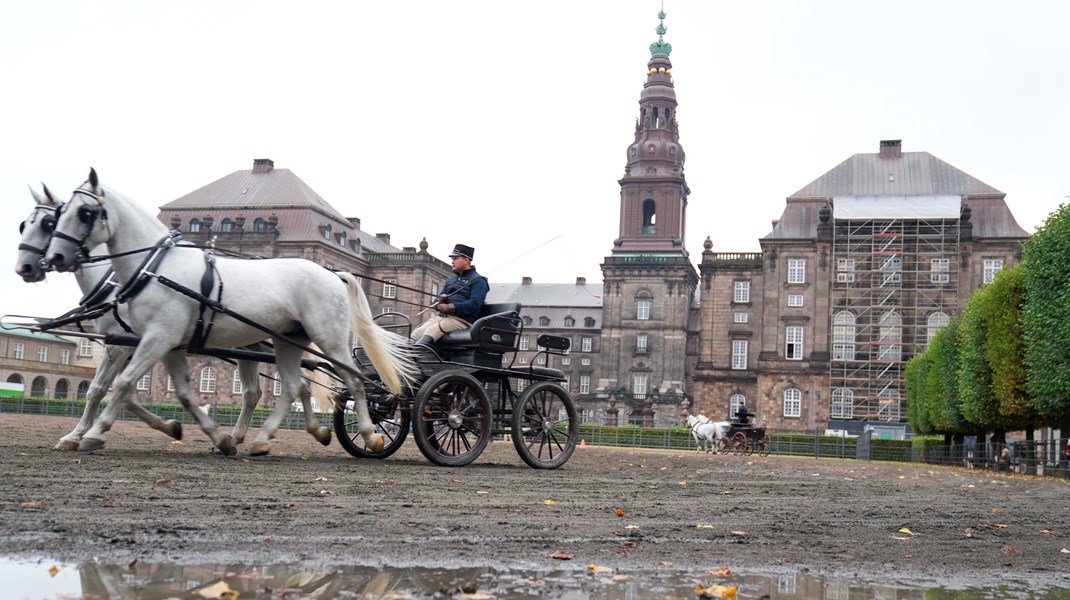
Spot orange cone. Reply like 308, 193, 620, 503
580, 439, 587, 448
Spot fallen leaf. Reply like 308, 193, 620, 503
154, 477, 173, 487
696, 524, 716, 529
315, 476, 329, 481
992, 508, 1002, 513
1002, 545, 1018, 554
1060, 548, 1069, 554
586, 563, 613, 574
720, 491, 733, 495
619, 541, 638, 548
624, 524, 640, 529
993, 523, 1008, 529
19, 501, 44, 509
892, 535, 911, 541
275, 451, 286, 457
898, 528, 914, 535
614, 508, 626, 517
612, 574, 630, 582
657, 561, 673, 567
127, 559, 138, 570
476, 490, 489, 495
318, 489, 333, 496
710, 566, 733, 577
543, 499, 556, 505
449, 475, 457, 482
170, 440, 183, 445
678, 480, 689, 486
728, 530, 747, 537
48, 565, 58, 577
898, 475, 906, 480
196, 580, 233, 599
696, 583, 737, 599
546, 550, 575, 560
1040, 530, 1053, 535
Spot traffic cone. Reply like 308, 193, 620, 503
580, 439, 587, 448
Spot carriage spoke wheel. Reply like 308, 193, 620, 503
732, 432, 748, 455
719, 436, 732, 454
743, 436, 755, 456
757, 439, 770, 457
412, 371, 492, 467
511, 382, 577, 469
333, 388, 411, 459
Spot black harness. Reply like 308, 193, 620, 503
17, 204, 58, 261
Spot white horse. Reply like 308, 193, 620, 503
685, 414, 730, 453
17, 186, 331, 451
46, 169, 416, 455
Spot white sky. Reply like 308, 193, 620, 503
3, 0, 1069, 321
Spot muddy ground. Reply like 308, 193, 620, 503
1, 414, 1068, 589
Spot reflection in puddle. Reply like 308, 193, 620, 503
2, 558, 1065, 599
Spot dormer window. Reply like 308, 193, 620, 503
324, 224, 332, 241
189, 218, 202, 233
220, 218, 233, 232
253, 218, 266, 232
339, 232, 347, 247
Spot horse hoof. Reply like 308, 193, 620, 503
78, 438, 106, 452
367, 434, 384, 453
314, 427, 332, 447
249, 442, 272, 456
166, 420, 183, 441
54, 439, 79, 452
216, 437, 237, 456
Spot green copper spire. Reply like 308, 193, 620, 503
649, 9, 672, 57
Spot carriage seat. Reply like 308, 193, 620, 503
438, 302, 522, 352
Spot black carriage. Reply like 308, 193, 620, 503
719, 424, 770, 457
333, 302, 579, 469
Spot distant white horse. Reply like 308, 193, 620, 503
686, 414, 730, 453
46, 169, 417, 455
16, 186, 333, 451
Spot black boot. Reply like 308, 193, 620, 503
415, 335, 435, 348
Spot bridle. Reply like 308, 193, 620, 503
17, 204, 59, 263
51, 187, 109, 266
688, 414, 711, 431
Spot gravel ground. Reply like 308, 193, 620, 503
1, 413, 1069, 591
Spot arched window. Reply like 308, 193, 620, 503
783, 388, 802, 417
832, 311, 856, 361
253, 218, 266, 232
324, 224, 332, 240
339, 232, 347, 247
641, 199, 656, 234
54, 379, 69, 399
6, 374, 22, 385
564, 316, 575, 327
76, 381, 90, 399
831, 388, 853, 419
729, 393, 746, 419
584, 317, 596, 327
199, 367, 216, 393
522, 316, 532, 326
31, 376, 47, 397
220, 218, 233, 232
538, 316, 550, 326
878, 311, 902, 361
927, 311, 950, 345
189, 218, 202, 233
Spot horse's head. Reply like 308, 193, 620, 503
15, 184, 62, 282
685, 415, 697, 427
47, 168, 109, 272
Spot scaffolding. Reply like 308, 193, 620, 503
829, 214, 960, 421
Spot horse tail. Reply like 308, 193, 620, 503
338, 272, 419, 394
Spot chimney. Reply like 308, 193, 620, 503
879, 140, 902, 159
375, 233, 390, 245
522, 277, 533, 285
576, 276, 586, 286
252, 158, 274, 173
347, 217, 361, 230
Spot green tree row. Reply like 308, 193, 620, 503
906, 201, 1070, 443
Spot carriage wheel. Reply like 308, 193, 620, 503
412, 371, 492, 467
333, 389, 410, 459
511, 382, 577, 469
719, 436, 732, 454
757, 439, 770, 457
732, 432, 748, 455
743, 436, 755, 456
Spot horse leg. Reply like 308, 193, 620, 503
159, 351, 235, 456
249, 344, 305, 456
297, 376, 331, 447
77, 346, 164, 451
56, 346, 123, 450
230, 359, 262, 445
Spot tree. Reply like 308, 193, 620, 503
924, 319, 968, 435
905, 352, 933, 434
1022, 200, 1070, 433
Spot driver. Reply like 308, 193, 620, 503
735, 403, 751, 426
411, 243, 488, 346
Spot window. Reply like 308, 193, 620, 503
519, 336, 530, 351
12, 343, 24, 360
785, 326, 803, 360
783, 388, 802, 417
515, 378, 528, 392
581, 337, 592, 352
273, 377, 282, 396
877, 388, 901, 420
167, 376, 175, 391
54, 379, 69, 400
564, 316, 575, 327
881, 256, 901, 284
136, 373, 150, 391
931, 258, 950, 284
927, 311, 950, 344
731, 340, 748, 370
633, 375, 647, 398
729, 394, 746, 418
831, 388, 854, 419
253, 217, 266, 232
30, 377, 47, 397
562, 375, 570, 391
787, 294, 803, 307
983, 258, 1004, 284
339, 232, 347, 247
636, 334, 648, 353
383, 279, 397, 299
561, 357, 571, 365
220, 218, 233, 232
878, 311, 901, 361
536, 355, 545, 365
832, 311, 856, 361
641, 199, 656, 234
584, 317, 596, 327
538, 316, 550, 326
734, 312, 748, 324
637, 298, 651, 320
579, 375, 591, 394
79, 339, 93, 357
787, 259, 806, 284
581, 357, 591, 366
77, 381, 90, 399
733, 281, 750, 303
522, 316, 532, 326
59, 349, 70, 365
836, 258, 855, 283
199, 367, 217, 393
37, 346, 47, 362
232, 371, 243, 394
189, 218, 201, 233
323, 224, 332, 240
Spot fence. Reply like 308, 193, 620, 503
5, 398, 1068, 479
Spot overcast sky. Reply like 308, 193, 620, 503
3, 0, 1068, 321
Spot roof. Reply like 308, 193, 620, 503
487, 282, 604, 308
0, 323, 76, 344
765, 149, 1028, 240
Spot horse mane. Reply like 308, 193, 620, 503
99, 185, 169, 236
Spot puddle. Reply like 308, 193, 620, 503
2, 558, 1067, 599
